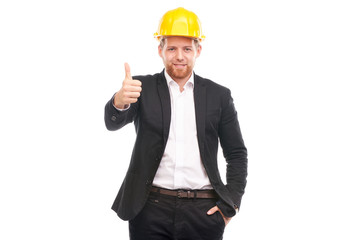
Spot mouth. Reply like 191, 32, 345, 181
173, 63, 187, 69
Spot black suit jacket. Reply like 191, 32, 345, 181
104, 70, 247, 220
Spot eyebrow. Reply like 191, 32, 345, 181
167, 45, 193, 48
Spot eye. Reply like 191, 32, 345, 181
185, 47, 192, 52
168, 48, 175, 51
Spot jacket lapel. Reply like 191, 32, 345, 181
157, 70, 171, 143
194, 74, 206, 156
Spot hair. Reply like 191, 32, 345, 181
159, 37, 200, 49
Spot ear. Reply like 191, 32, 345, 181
158, 45, 163, 58
196, 44, 202, 58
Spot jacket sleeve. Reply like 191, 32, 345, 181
217, 89, 248, 217
104, 94, 139, 131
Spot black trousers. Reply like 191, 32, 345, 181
129, 191, 225, 240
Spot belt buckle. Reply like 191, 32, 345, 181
177, 190, 192, 198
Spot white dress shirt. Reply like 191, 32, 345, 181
152, 71, 213, 190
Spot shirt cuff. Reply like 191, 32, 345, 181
111, 95, 130, 111
113, 102, 130, 111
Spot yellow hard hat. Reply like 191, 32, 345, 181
154, 7, 205, 41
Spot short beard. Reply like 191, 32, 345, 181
165, 63, 193, 82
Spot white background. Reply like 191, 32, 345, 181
1, 0, 359, 239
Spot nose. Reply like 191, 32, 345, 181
175, 49, 184, 62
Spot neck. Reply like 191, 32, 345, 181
166, 71, 192, 91
174, 77, 190, 92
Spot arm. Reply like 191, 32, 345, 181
104, 95, 139, 131
217, 89, 248, 217
104, 63, 142, 131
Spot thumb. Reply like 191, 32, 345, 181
124, 62, 132, 80
207, 206, 218, 215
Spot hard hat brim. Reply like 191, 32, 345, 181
154, 33, 205, 42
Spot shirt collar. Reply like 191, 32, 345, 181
164, 70, 194, 88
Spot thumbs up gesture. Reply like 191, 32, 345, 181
114, 63, 142, 109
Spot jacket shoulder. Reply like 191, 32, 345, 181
133, 72, 163, 83
195, 74, 230, 94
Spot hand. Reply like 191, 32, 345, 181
113, 63, 142, 109
207, 206, 231, 226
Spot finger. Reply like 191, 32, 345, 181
123, 79, 142, 87
124, 62, 132, 80
123, 85, 142, 93
130, 79, 142, 87
124, 91, 141, 98
207, 206, 219, 215
125, 97, 139, 104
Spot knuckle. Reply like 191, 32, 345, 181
133, 79, 141, 86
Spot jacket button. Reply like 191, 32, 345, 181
111, 116, 116, 121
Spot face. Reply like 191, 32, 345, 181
158, 36, 202, 83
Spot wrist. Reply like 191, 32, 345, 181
112, 93, 129, 111
113, 93, 125, 109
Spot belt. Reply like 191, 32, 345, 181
151, 186, 217, 199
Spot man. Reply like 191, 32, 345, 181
104, 7, 247, 240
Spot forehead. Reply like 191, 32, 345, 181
165, 36, 194, 46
